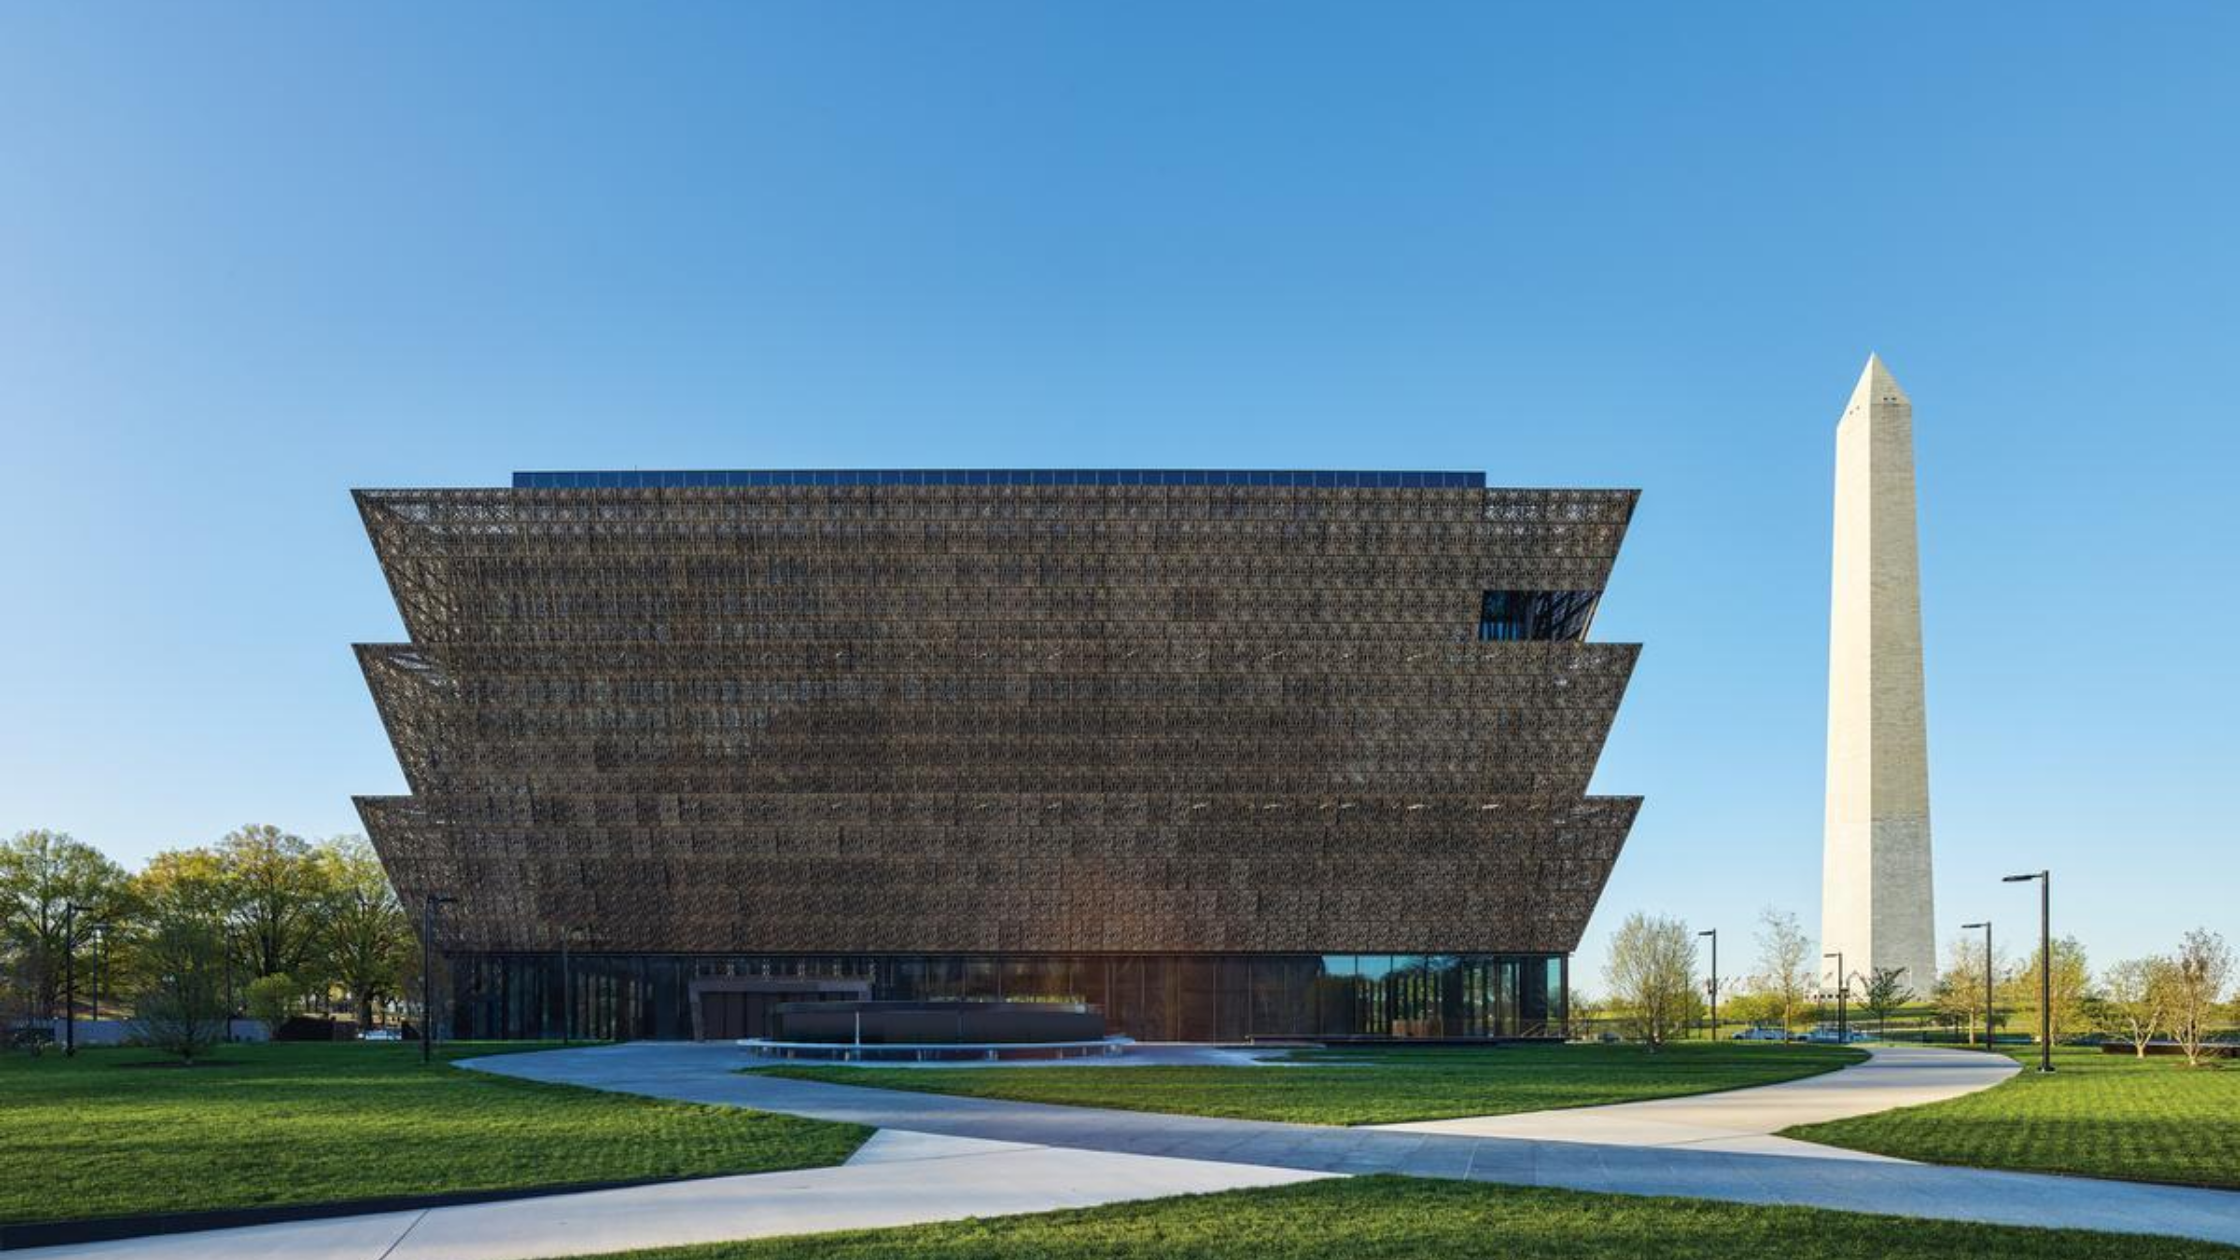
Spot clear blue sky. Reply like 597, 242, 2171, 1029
3, 4, 2233, 987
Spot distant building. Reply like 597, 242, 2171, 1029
1822, 360, 1939, 994
356, 469, 1640, 1041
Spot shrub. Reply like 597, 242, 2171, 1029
245, 973, 302, 1029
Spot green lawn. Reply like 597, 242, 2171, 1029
1787, 1046, 2240, 1189
575, 1175, 2240, 1260
754, 1042, 1864, 1125
0, 1042, 868, 1226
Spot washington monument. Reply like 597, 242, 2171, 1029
1822, 354, 1937, 994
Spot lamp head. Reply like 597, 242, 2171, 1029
2002, 873, 2041, 883
1962, 921, 1989, 929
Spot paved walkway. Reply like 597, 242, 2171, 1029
30, 1131, 1329, 1259
1373, 1044, 2018, 1159
463, 1042, 2240, 1246
32, 1043, 2240, 1256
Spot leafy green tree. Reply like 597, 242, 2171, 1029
132, 847, 232, 923
215, 825, 335, 981
129, 845, 238, 1012
1933, 933, 2001, 1045
0, 830, 134, 1020
129, 913, 230, 1061
1603, 912, 1702, 1049
2002, 935, 2093, 1045
316, 835, 415, 1029
1862, 967, 1914, 1037
245, 972, 302, 1028
1721, 986, 1786, 1031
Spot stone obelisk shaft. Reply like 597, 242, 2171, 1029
1822, 355, 1937, 992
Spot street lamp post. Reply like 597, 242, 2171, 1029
222, 926, 238, 1025
421, 893, 458, 1065
1961, 920, 1993, 1048
61, 902, 83, 1057
87, 924, 107, 1024
2003, 871, 2053, 1073
1698, 929, 1719, 1042
1823, 951, 1847, 1044
559, 925, 581, 1045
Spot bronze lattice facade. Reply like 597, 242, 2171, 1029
355, 470, 1640, 1041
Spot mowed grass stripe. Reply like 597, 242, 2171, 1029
586, 1175, 2240, 1260
1, 1042, 867, 1225
756, 1041, 1865, 1126
1787, 1046, 2240, 1189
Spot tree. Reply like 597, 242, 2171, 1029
2101, 956, 2176, 1057
129, 914, 230, 1062
132, 846, 240, 1015
317, 836, 415, 1029
1933, 933, 2002, 1045
0, 830, 134, 1021
215, 825, 334, 981
1753, 908, 1814, 1034
133, 847, 232, 923
245, 973, 302, 1029
2166, 929, 2234, 1068
2002, 935, 2092, 1045
1603, 913, 1701, 1049
1862, 967, 1914, 1038
1566, 990, 1604, 1040
1721, 986, 1785, 1031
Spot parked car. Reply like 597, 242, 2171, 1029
360, 1027, 403, 1042
1731, 1026, 1787, 1042
1803, 1026, 1870, 1044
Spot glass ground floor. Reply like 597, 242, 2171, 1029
444, 952, 1569, 1043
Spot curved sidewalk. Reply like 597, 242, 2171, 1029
28, 1133, 1325, 1259
467, 1042, 2240, 1247
1372, 1044, 2018, 1159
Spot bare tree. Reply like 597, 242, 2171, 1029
1754, 908, 1813, 1035
2101, 956, 2176, 1057
1603, 912, 1701, 1050
2167, 929, 2234, 1068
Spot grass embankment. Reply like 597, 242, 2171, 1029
1788, 1045, 2240, 1189
581, 1176, 2240, 1260
0, 1042, 867, 1226
756, 1041, 1864, 1126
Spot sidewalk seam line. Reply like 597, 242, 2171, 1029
373, 1208, 432, 1260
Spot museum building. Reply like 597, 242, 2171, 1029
355, 469, 1640, 1042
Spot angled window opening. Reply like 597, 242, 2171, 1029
1478, 589, 1602, 642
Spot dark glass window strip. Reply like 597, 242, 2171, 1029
442, 952, 1566, 1044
